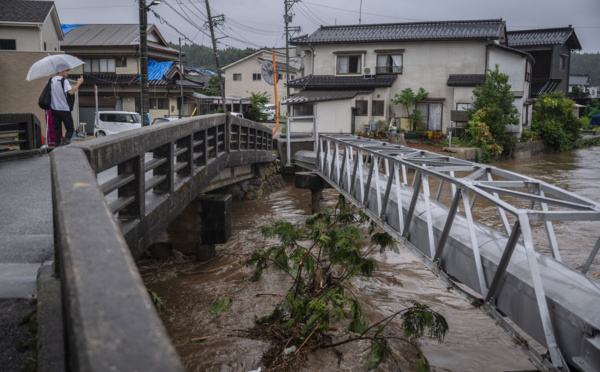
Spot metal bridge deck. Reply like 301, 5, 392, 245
296, 135, 600, 372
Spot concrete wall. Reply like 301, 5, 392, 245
0, 51, 80, 140
316, 98, 354, 133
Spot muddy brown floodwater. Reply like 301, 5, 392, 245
139, 146, 600, 371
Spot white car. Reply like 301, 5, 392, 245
94, 111, 141, 137
230, 112, 243, 118
261, 104, 276, 121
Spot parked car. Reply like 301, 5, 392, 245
151, 117, 181, 125
261, 104, 276, 121
230, 112, 243, 118
94, 111, 141, 137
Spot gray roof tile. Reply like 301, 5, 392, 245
287, 75, 397, 89
292, 19, 505, 45
507, 28, 581, 49
0, 0, 54, 23
283, 90, 371, 105
569, 75, 590, 86
447, 74, 486, 86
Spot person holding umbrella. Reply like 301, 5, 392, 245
51, 65, 83, 146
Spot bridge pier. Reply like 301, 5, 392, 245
295, 172, 329, 214
150, 195, 232, 260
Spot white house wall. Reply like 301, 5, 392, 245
0, 26, 41, 51
308, 41, 487, 133
301, 40, 531, 134
314, 99, 353, 133
40, 15, 61, 52
224, 52, 294, 105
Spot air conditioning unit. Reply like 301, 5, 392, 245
363, 66, 376, 76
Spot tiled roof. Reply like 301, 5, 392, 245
0, 0, 54, 23
507, 28, 581, 50
73, 74, 139, 86
569, 75, 590, 86
531, 78, 561, 97
291, 19, 505, 45
447, 74, 486, 87
287, 75, 397, 89
282, 90, 372, 105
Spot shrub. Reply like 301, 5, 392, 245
532, 92, 582, 152
465, 109, 503, 163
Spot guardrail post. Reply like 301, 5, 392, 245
118, 156, 145, 220
154, 142, 174, 194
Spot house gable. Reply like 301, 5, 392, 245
0, 0, 63, 51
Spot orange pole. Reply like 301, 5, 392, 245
272, 52, 279, 136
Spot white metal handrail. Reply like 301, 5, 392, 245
315, 134, 600, 371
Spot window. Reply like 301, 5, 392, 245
293, 104, 314, 116
372, 101, 384, 116
116, 58, 127, 68
0, 39, 16, 50
233, 73, 242, 81
560, 55, 568, 70
376, 55, 403, 74
278, 73, 283, 81
456, 103, 473, 111
83, 59, 116, 73
355, 100, 368, 116
252, 73, 261, 81
150, 98, 169, 110
417, 103, 443, 130
337, 55, 361, 74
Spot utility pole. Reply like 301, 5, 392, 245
284, 0, 300, 115
179, 37, 184, 118
139, 0, 149, 126
205, 0, 226, 112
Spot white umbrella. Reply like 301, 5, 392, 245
26, 54, 85, 81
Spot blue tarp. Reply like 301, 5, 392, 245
61, 24, 85, 35
146, 60, 174, 81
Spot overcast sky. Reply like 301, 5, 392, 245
51, 0, 600, 53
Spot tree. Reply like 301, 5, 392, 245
532, 92, 582, 152
245, 199, 448, 371
391, 87, 429, 132
247, 91, 271, 122
468, 65, 519, 141
583, 99, 600, 119
199, 75, 223, 97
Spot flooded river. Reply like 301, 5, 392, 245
139, 146, 600, 371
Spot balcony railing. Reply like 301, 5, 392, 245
376, 65, 403, 74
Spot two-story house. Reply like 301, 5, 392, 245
222, 49, 300, 111
287, 19, 534, 135
507, 27, 581, 98
60, 24, 204, 132
0, 0, 67, 137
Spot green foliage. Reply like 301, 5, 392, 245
247, 91, 271, 122
245, 201, 447, 370
391, 87, 429, 132
580, 116, 591, 127
169, 42, 257, 72
465, 109, 503, 163
583, 99, 600, 119
148, 290, 165, 312
520, 128, 537, 142
200, 75, 223, 97
208, 299, 231, 315
532, 92, 582, 152
467, 65, 519, 141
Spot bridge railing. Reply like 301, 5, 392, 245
0, 113, 42, 150
51, 114, 272, 371
316, 134, 600, 371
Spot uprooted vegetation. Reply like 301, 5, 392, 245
245, 197, 448, 371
